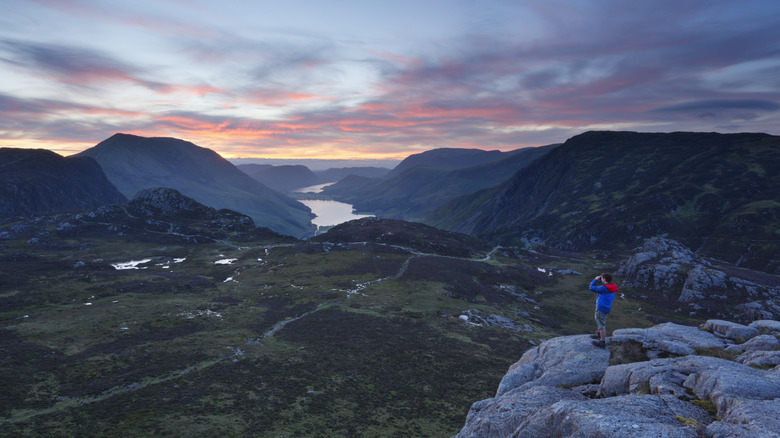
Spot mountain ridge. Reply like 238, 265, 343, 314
384, 147, 519, 179
427, 131, 780, 273
323, 145, 556, 221
236, 164, 320, 193
0, 147, 126, 218
76, 133, 315, 238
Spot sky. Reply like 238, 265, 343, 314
1, 0, 779, 160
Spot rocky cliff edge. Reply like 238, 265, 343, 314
456, 319, 780, 438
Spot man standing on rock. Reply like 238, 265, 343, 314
590, 273, 618, 348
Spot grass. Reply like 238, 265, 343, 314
0, 235, 528, 436
676, 416, 699, 428
532, 272, 654, 337
0, 225, 694, 437
690, 399, 717, 416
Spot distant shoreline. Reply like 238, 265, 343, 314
228, 157, 399, 171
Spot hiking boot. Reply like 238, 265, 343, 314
592, 340, 606, 348
590, 333, 600, 339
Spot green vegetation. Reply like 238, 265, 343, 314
675, 416, 699, 428
690, 399, 717, 416
0, 221, 663, 437
425, 131, 780, 273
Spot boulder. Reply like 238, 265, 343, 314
459, 309, 533, 333
456, 319, 780, 438
736, 350, 780, 368
750, 319, 780, 334
455, 386, 585, 438
741, 334, 780, 351
705, 399, 780, 438
678, 265, 727, 302
611, 322, 726, 358
684, 364, 780, 432
700, 319, 760, 343
598, 355, 750, 399
617, 237, 701, 296
513, 394, 710, 438
737, 300, 780, 321
497, 334, 610, 396
599, 358, 681, 398
619, 238, 780, 319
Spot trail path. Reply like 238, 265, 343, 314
5, 241, 502, 424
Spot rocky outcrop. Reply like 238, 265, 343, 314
0, 187, 292, 245
618, 237, 780, 320
456, 319, 780, 438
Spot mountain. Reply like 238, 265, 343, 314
384, 147, 516, 179
237, 164, 320, 193
76, 134, 314, 238
236, 164, 393, 193
234, 163, 273, 175
322, 145, 556, 221
426, 131, 780, 273
0, 148, 126, 218
314, 166, 391, 182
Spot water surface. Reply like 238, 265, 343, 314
298, 199, 373, 227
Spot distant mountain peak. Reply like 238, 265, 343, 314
385, 147, 517, 179
76, 134, 315, 238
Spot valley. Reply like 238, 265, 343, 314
1, 130, 778, 437
1, 215, 659, 437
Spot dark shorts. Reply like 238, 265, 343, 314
594, 308, 608, 330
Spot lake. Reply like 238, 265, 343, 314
294, 183, 335, 194
294, 183, 374, 231
298, 199, 374, 229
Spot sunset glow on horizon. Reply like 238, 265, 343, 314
2, 0, 779, 160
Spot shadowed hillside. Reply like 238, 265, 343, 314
76, 134, 315, 238
427, 131, 780, 273
237, 164, 320, 193
323, 145, 556, 221
0, 148, 126, 218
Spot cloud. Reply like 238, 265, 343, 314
651, 99, 780, 113
4, 0, 780, 157
0, 93, 146, 141
0, 39, 153, 89
649, 99, 780, 122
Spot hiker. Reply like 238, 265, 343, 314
589, 273, 618, 348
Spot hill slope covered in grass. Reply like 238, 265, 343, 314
1, 208, 661, 436
427, 131, 780, 273
323, 145, 555, 221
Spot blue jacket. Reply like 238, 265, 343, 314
590, 279, 618, 314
